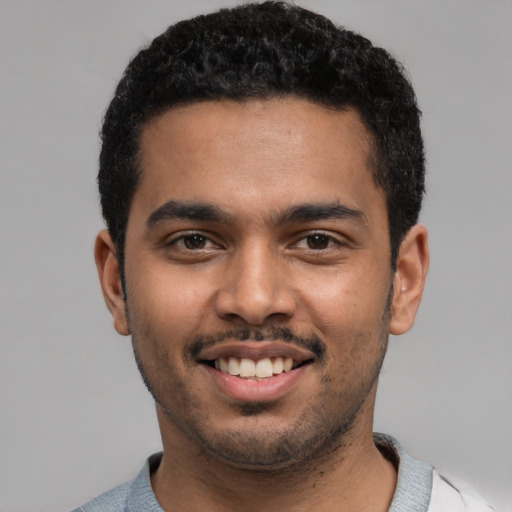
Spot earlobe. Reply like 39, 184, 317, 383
389, 224, 429, 336
94, 230, 130, 336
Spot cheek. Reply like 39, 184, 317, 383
299, 266, 389, 333
298, 266, 391, 378
127, 265, 214, 342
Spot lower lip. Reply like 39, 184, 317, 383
203, 364, 308, 402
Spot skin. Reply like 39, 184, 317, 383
95, 98, 429, 512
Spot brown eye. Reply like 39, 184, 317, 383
306, 234, 330, 249
183, 234, 207, 249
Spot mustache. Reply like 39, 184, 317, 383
188, 326, 325, 361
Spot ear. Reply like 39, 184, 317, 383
389, 224, 429, 335
94, 230, 130, 336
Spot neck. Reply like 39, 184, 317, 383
151, 390, 396, 512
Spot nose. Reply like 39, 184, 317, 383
214, 243, 297, 326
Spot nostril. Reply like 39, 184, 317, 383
214, 287, 297, 326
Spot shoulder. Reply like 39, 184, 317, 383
428, 470, 496, 512
71, 481, 130, 512
71, 453, 164, 512
374, 434, 496, 512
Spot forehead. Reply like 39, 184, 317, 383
134, 98, 384, 224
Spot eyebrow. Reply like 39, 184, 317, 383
146, 199, 366, 228
273, 201, 367, 225
146, 200, 232, 227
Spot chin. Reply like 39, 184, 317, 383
173, 402, 358, 472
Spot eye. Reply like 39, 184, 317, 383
294, 233, 338, 250
172, 233, 216, 250
184, 234, 207, 249
305, 234, 331, 250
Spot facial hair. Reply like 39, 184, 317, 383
129, 291, 392, 471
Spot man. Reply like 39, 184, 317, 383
77, 2, 494, 511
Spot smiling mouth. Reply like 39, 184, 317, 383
205, 356, 311, 380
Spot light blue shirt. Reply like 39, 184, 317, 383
72, 433, 492, 512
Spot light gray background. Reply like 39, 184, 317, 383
1, 1, 511, 511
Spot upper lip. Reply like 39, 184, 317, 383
197, 341, 315, 364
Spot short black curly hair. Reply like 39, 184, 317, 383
99, 1, 424, 273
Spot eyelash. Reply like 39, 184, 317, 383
168, 232, 219, 251
294, 232, 343, 250
166, 231, 344, 252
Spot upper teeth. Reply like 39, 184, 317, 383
214, 357, 294, 378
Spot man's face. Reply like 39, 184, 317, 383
119, 99, 396, 468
